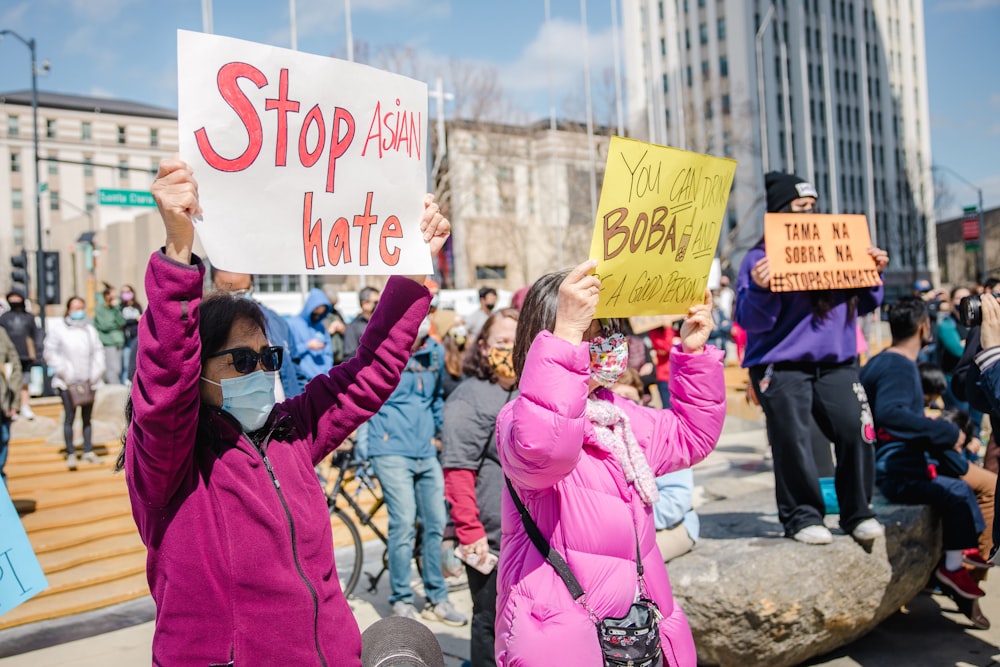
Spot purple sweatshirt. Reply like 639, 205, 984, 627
735, 241, 883, 367
125, 250, 430, 666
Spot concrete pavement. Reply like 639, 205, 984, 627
2, 415, 1000, 665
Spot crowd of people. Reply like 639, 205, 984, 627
96, 156, 729, 666
3, 152, 996, 667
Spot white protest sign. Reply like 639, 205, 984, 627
177, 30, 431, 275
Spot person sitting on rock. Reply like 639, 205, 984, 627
859, 297, 989, 601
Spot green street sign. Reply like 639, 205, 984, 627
98, 188, 156, 207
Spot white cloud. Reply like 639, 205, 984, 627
86, 85, 116, 98
0, 2, 31, 28
498, 18, 616, 96
65, 0, 139, 23
266, 0, 450, 46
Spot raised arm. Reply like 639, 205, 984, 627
288, 275, 431, 464
857, 246, 888, 315
626, 291, 725, 474
499, 261, 599, 490
280, 195, 449, 464
125, 158, 204, 508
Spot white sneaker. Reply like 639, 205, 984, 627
851, 518, 885, 541
20, 405, 35, 420
792, 524, 833, 545
391, 601, 419, 620
66, 453, 78, 471
81, 451, 103, 465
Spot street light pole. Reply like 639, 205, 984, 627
754, 6, 774, 174
0, 30, 45, 333
933, 164, 987, 282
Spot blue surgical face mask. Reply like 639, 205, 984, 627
201, 370, 277, 432
69, 310, 86, 321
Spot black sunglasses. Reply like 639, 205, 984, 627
207, 346, 283, 374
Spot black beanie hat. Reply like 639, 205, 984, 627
765, 172, 818, 212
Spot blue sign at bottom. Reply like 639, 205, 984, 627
0, 482, 48, 617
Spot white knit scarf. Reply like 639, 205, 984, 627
586, 397, 659, 505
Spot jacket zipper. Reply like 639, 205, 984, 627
257, 435, 329, 667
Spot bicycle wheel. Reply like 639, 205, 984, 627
330, 507, 363, 598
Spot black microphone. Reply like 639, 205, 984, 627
361, 616, 445, 667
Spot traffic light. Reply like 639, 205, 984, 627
40, 251, 60, 307
10, 250, 28, 296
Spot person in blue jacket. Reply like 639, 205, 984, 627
972, 292, 1000, 563
365, 316, 467, 627
286, 288, 334, 385
735, 172, 889, 546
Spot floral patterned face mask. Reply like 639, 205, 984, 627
589, 332, 629, 387
488, 346, 516, 379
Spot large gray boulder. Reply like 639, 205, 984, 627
669, 488, 940, 667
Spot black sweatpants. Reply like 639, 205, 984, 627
749, 361, 876, 536
466, 564, 498, 667
59, 389, 93, 455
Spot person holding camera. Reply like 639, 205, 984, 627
971, 292, 1000, 563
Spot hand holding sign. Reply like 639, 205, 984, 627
679, 289, 714, 354
152, 157, 202, 265
405, 194, 451, 282
554, 259, 601, 346
420, 194, 450, 257
868, 246, 889, 274
750, 257, 771, 289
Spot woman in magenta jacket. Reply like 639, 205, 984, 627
120, 158, 449, 666
496, 261, 726, 666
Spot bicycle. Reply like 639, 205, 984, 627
321, 447, 425, 598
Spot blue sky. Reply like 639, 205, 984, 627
0, 0, 997, 217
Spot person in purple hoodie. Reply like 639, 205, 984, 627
118, 157, 450, 667
736, 172, 889, 546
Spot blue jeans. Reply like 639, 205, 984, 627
121, 338, 138, 384
370, 454, 447, 605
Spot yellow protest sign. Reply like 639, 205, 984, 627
764, 213, 882, 292
589, 136, 736, 317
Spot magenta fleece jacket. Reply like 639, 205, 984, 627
496, 332, 726, 667
125, 250, 430, 666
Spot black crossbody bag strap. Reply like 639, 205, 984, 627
504, 475, 586, 600
504, 475, 646, 602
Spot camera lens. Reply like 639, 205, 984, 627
959, 295, 982, 328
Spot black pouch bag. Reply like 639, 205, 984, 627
505, 477, 664, 667
598, 597, 663, 667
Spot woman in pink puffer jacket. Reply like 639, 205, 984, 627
496, 261, 726, 667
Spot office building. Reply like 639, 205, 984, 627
623, 0, 936, 289
0, 90, 177, 308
